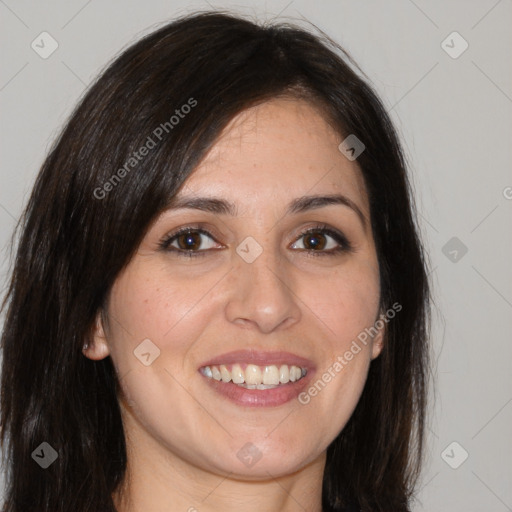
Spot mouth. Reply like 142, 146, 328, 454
200, 363, 307, 389
198, 350, 314, 407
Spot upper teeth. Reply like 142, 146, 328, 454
201, 364, 306, 388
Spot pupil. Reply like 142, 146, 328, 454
180, 233, 199, 250
305, 232, 324, 250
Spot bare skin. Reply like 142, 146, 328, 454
84, 97, 384, 512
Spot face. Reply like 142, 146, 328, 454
88, 97, 384, 479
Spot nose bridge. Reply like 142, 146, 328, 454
225, 235, 300, 333
244, 244, 287, 293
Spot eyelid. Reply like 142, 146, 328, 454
159, 223, 352, 257
159, 225, 224, 253
290, 224, 352, 253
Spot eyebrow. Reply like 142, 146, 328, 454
166, 194, 367, 230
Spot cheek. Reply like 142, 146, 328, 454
106, 262, 222, 373
306, 262, 381, 352
295, 262, 380, 426
115, 367, 231, 474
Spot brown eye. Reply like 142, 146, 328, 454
302, 231, 327, 250
290, 225, 352, 256
176, 232, 203, 251
160, 228, 220, 256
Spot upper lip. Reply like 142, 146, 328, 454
199, 349, 315, 371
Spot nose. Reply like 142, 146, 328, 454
224, 247, 302, 334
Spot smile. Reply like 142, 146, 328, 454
200, 363, 307, 389
198, 349, 315, 406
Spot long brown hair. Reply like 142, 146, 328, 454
1, 11, 430, 511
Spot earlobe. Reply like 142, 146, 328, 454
82, 311, 111, 360
371, 330, 385, 360
371, 315, 386, 360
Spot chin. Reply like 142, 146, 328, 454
206, 437, 322, 480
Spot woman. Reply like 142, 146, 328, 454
0, 11, 431, 512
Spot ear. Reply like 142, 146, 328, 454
370, 314, 386, 360
82, 310, 111, 360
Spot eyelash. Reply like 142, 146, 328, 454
158, 224, 353, 259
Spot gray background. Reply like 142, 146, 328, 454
1, 0, 511, 510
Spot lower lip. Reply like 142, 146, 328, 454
200, 373, 314, 407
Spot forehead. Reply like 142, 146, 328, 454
179, 98, 369, 216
